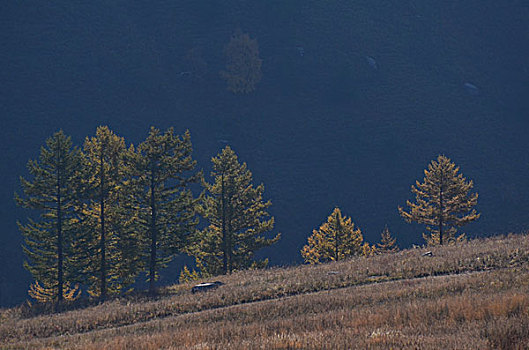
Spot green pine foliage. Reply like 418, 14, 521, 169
77, 126, 141, 300
15, 131, 83, 303
399, 155, 480, 246
193, 146, 280, 275
17, 129, 486, 303
301, 207, 364, 264
128, 127, 202, 295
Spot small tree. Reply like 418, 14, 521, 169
220, 32, 262, 94
301, 208, 363, 264
193, 146, 280, 275
398, 155, 480, 245
377, 226, 399, 253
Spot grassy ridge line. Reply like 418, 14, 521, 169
13, 267, 529, 349
1, 234, 528, 344
5, 269, 497, 349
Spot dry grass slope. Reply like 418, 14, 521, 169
1, 234, 529, 349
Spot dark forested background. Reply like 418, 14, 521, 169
1, 0, 528, 306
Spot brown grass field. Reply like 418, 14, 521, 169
1, 234, 529, 349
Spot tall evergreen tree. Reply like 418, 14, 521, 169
79, 126, 140, 301
15, 131, 82, 303
301, 207, 363, 264
193, 146, 280, 275
399, 155, 480, 245
129, 127, 201, 295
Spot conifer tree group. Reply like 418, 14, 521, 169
301, 155, 478, 263
17, 128, 481, 304
301, 208, 398, 264
16, 127, 280, 304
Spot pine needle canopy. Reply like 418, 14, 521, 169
377, 225, 399, 253
194, 146, 280, 275
16, 130, 83, 302
80, 126, 138, 299
399, 155, 480, 245
301, 207, 363, 264
128, 127, 201, 294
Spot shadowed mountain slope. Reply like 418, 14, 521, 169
0, 0, 528, 306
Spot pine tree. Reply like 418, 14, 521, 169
129, 127, 201, 295
193, 146, 280, 275
377, 225, 399, 253
15, 130, 82, 304
78, 126, 140, 300
398, 155, 480, 245
301, 208, 363, 264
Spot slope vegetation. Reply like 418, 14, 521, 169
1, 234, 529, 349
2, 0, 529, 308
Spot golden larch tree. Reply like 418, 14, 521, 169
376, 225, 399, 253
399, 155, 480, 245
301, 207, 363, 264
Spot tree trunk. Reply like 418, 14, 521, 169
439, 176, 444, 246
100, 150, 107, 302
149, 168, 157, 295
334, 211, 340, 261
56, 151, 63, 304
227, 220, 233, 274
221, 174, 228, 274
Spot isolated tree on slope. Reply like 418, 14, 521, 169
15, 130, 82, 303
128, 127, 201, 295
301, 207, 363, 264
193, 146, 280, 275
398, 155, 480, 245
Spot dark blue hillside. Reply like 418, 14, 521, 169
0, 0, 528, 306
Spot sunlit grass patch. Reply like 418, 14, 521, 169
2, 233, 529, 349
